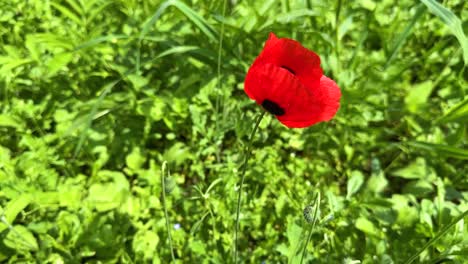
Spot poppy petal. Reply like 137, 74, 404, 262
244, 33, 341, 129
252, 35, 323, 89
277, 75, 341, 128
244, 63, 300, 112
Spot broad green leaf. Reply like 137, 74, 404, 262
47, 52, 73, 77
338, 15, 354, 40
87, 171, 129, 211
420, 0, 468, 64
367, 172, 388, 194
27, 33, 74, 50
405, 81, 434, 113
3, 225, 38, 252
402, 180, 434, 197
0, 115, 23, 129
163, 142, 192, 166
0, 58, 33, 75
355, 217, 381, 237
126, 147, 146, 171
347, 170, 364, 199
0, 195, 32, 232
127, 74, 149, 91
391, 157, 428, 179
132, 230, 160, 260
408, 141, 468, 160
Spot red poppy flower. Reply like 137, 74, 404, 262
244, 33, 341, 128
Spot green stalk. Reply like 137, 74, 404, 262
300, 192, 321, 264
161, 161, 176, 262
234, 111, 266, 263
215, 0, 227, 142
334, 0, 342, 75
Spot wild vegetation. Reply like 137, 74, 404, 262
0, 0, 467, 263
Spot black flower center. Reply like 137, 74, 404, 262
262, 99, 285, 116
280, 65, 295, 75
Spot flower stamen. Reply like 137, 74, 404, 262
280, 65, 295, 75
262, 99, 285, 116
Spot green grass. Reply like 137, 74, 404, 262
0, 0, 467, 263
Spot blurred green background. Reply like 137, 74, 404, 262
0, 0, 467, 263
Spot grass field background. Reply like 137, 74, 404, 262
0, 0, 467, 263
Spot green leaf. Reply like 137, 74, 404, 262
347, 170, 365, 199
391, 157, 428, 179
125, 147, 146, 171
132, 230, 159, 260
163, 142, 192, 166
402, 180, 434, 197
47, 52, 73, 77
87, 171, 130, 211
355, 217, 381, 237
405, 81, 434, 113
385, 4, 425, 68
0, 195, 32, 233
74, 35, 128, 51
50, 2, 82, 25
0, 115, 23, 130
436, 96, 468, 124
140, 0, 217, 43
420, 0, 468, 64
408, 141, 468, 160
127, 74, 149, 91
3, 225, 38, 252
367, 172, 388, 194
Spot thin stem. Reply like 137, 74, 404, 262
214, 0, 227, 142
161, 161, 176, 262
403, 209, 468, 264
334, 0, 342, 76
234, 111, 266, 263
300, 192, 321, 264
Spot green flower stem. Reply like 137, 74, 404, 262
234, 111, 266, 263
300, 192, 321, 264
161, 161, 176, 262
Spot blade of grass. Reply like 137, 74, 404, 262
407, 141, 468, 160
137, 0, 218, 72
50, 2, 82, 25
436, 96, 468, 124
403, 209, 468, 264
334, 0, 342, 74
215, 0, 227, 160
171, 0, 218, 42
73, 80, 119, 159
384, 4, 425, 69
420, 0, 468, 65
74, 35, 128, 51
